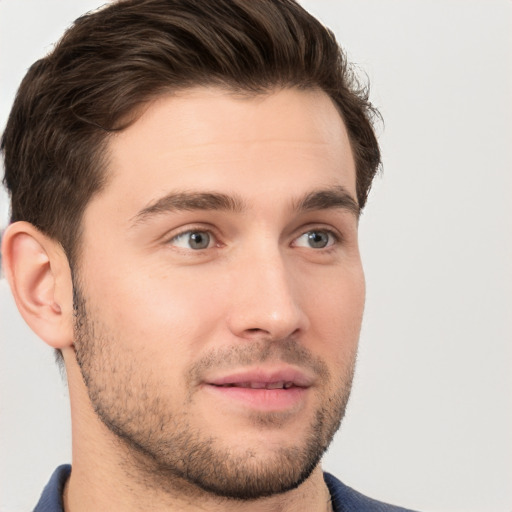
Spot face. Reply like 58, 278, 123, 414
73, 87, 365, 499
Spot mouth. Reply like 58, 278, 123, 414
212, 381, 298, 390
202, 367, 313, 411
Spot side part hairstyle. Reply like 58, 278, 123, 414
1, 0, 381, 265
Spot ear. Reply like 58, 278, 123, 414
2, 221, 74, 349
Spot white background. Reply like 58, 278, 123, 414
1, 1, 511, 511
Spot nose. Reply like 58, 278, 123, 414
226, 247, 309, 341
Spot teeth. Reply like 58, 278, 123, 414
217, 381, 295, 389
266, 381, 284, 389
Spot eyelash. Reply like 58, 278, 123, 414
167, 225, 221, 251
166, 225, 342, 252
293, 228, 340, 250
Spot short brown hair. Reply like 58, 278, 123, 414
2, 0, 380, 264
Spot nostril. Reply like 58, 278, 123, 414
241, 326, 302, 341
242, 327, 271, 338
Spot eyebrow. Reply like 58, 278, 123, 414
130, 191, 246, 226
293, 186, 360, 218
130, 185, 359, 227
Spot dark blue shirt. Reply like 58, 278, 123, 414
33, 465, 70, 512
34, 465, 418, 511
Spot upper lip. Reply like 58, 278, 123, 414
205, 366, 315, 389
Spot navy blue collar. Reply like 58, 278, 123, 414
33, 466, 417, 512
33, 464, 70, 512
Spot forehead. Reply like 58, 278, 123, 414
94, 87, 356, 217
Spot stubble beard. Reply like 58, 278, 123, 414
72, 285, 357, 501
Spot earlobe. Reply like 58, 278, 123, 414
2, 221, 74, 349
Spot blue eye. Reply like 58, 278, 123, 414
170, 230, 212, 250
294, 230, 335, 249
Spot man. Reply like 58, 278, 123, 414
1, 0, 417, 511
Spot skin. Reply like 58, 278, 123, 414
3, 87, 365, 511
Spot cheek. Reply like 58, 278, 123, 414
303, 264, 365, 359
81, 257, 226, 361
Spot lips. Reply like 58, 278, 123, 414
203, 367, 313, 411
206, 367, 313, 389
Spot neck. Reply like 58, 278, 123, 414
64, 462, 332, 512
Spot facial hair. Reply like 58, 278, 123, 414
72, 284, 356, 501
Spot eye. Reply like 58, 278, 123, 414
169, 230, 214, 250
293, 229, 336, 249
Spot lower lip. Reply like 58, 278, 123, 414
203, 385, 308, 411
